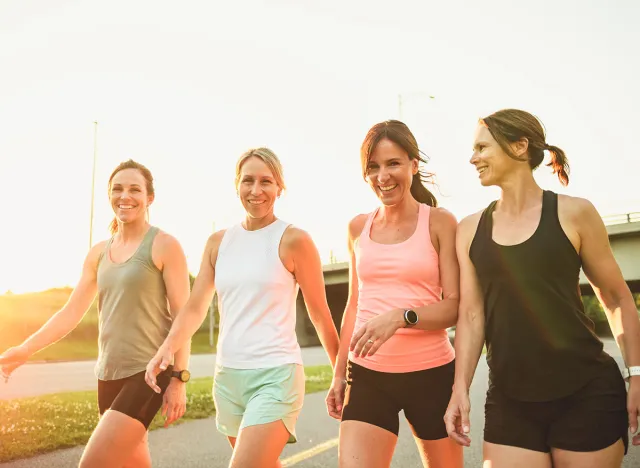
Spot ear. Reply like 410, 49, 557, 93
510, 137, 529, 159
147, 194, 155, 206
411, 158, 419, 175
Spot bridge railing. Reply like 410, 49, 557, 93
602, 212, 640, 226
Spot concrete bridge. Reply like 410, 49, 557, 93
295, 215, 640, 346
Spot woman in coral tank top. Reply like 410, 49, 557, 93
326, 120, 463, 467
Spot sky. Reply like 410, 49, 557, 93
0, 0, 639, 294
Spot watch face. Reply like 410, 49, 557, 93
406, 310, 418, 324
181, 370, 191, 382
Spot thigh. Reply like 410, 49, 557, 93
549, 360, 628, 456
483, 441, 552, 468
123, 433, 151, 468
339, 420, 397, 468
242, 364, 305, 443
403, 360, 455, 441
414, 436, 463, 468
483, 384, 550, 454
551, 439, 624, 468
341, 362, 401, 436
109, 368, 172, 428
229, 420, 290, 468
79, 409, 149, 468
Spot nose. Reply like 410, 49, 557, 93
469, 151, 479, 165
376, 166, 391, 184
250, 181, 262, 196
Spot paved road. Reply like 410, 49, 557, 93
1, 339, 638, 467
0, 347, 331, 400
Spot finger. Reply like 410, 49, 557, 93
159, 355, 171, 371
354, 335, 373, 358
628, 405, 638, 434
633, 432, 640, 446
335, 387, 344, 413
367, 339, 385, 356
460, 404, 471, 435
350, 328, 365, 351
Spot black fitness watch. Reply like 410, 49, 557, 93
171, 369, 191, 383
403, 309, 418, 328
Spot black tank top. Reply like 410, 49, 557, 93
470, 190, 609, 402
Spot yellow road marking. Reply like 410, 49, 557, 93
281, 437, 339, 467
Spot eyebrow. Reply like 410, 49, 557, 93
112, 183, 142, 188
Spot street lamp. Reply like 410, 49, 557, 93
89, 121, 98, 249
398, 93, 436, 120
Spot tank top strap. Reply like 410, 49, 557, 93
415, 203, 431, 237
539, 190, 558, 227
360, 208, 379, 241
478, 199, 498, 238
98, 235, 115, 266
135, 226, 160, 264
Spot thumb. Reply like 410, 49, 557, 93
159, 355, 171, 371
461, 404, 471, 434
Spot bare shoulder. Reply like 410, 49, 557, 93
348, 213, 369, 240
430, 206, 458, 231
154, 229, 186, 254
557, 194, 598, 220
457, 210, 484, 246
281, 225, 314, 250
86, 239, 109, 267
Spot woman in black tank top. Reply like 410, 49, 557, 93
443, 109, 640, 467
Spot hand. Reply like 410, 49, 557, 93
161, 379, 187, 428
350, 309, 404, 358
326, 377, 347, 420
444, 389, 471, 446
0, 345, 30, 382
628, 376, 640, 446
145, 345, 173, 393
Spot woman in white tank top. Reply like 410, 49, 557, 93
145, 147, 340, 467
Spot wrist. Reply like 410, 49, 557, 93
394, 309, 407, 329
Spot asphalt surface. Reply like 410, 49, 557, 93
1, 340, 638, 467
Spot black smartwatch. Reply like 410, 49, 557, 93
404, 309, 418, 328
171, 369, 191, 383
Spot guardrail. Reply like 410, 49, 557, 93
602, 212, 640, 226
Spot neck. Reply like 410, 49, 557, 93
497, 170, 543, 215
243, 211, 277, 231
378, 196, 420, 224
117, 220, 150, 243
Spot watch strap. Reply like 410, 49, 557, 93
623, 366, 640, 381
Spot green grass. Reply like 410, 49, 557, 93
0, 365, 333, 463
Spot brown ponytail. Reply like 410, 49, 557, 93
361, 120, 438, 207
545, 145, 570, 186
109, 218, 118, 235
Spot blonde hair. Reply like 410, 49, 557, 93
235, 147, 286, 192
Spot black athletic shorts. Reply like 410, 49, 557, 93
341, 359, 454, 440
484, 357, 628, 454
97, 366, 173, 429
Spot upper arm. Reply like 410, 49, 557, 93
187, 230, 225, 313
456, 213, 485, 321
285, 227, 327, 312
344, 215, 368, 313
570, 197, 628, 299
432, 207, 460, 302
63, 241, 105, 320
156, 233, 191, 317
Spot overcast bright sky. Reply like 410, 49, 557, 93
1, 0, 638, 293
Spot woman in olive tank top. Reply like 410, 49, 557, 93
0, 160, 192, 468
444, 109, 640, 467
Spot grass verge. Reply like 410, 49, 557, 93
0, 365, 332, 464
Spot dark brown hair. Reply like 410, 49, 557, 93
481, 109, 570, 186
107, 159, 155, 235
360, 120, 437, 207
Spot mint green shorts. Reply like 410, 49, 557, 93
213, 363, 305, 443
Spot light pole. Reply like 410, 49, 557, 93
89, 121, 98, 249
398, 92, 435, 120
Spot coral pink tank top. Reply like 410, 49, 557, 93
349, 203, 455, 373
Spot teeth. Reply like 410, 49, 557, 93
477, 168, 487, 174
248, 200, 264, 204
118, 205, 134, 209
379, 185, 397, 192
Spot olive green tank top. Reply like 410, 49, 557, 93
95, 226, 173, 380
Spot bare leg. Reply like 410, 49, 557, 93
414, 436, 463, 468
339, 420, 397, 468
483, 442, 552, 468
123, 433, 151, 468
228, 420, 289, 468
78, 410, 148, 468
551, 439, 624, 468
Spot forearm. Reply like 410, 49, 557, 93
23, 307, 83, 355
164, 305, 209, 354
452, 308, 485, 392
412, 298, 459, 331
309, 310, 340, 368
604, 294, 640, 367
172, 338, 191, 370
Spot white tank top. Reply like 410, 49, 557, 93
214, 219, 303, 368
